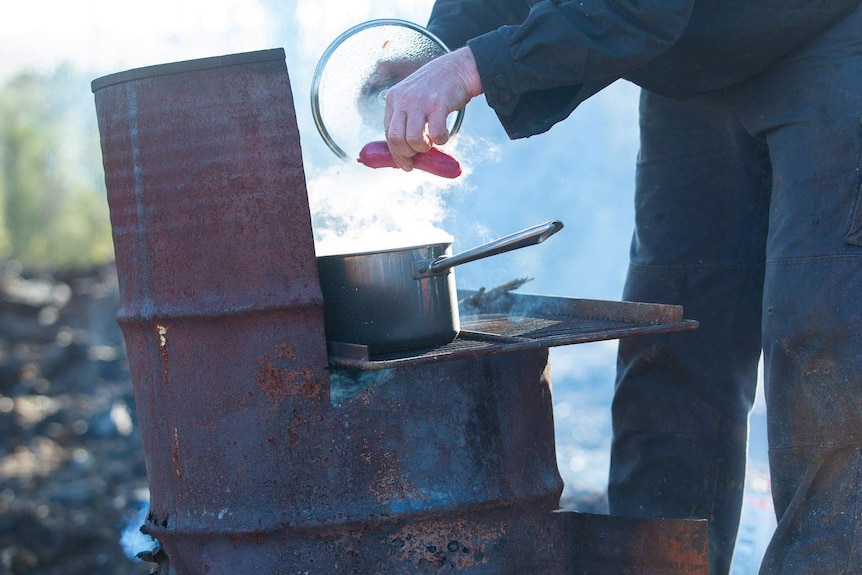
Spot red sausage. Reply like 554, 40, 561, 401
357, 141, 462, 179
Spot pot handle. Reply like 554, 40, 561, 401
421, 219, 564, 276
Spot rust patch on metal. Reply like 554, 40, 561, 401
156, 324, 170, 387
227, 530, 267, 549
171, 426, 183, 479
359, 436, 423, 505
274, 341, 297, 361
255, 355, 325, 409
295, 366, 325, 401
255, 357, 289, 409
370, 452, 422, 505
284, 407, 324, 446
255, 340, 325, 407
387, 517, 505, 571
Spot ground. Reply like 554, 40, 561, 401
0, 262, 151, 575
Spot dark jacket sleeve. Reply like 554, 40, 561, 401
427, 0, 694, 139
426, 0, 530, 50
427, 0, 861, 139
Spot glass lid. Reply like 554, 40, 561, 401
310, 19, 464, 160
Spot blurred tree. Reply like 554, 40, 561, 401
0, 64, 113, 269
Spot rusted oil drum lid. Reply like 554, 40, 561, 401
91, 48, 286, 92
310, 19, 464, 160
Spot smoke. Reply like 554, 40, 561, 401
309, 179, 453, 255
289, 0, 507, 256
307, 158, 458, 256
118, 501, 156, 561
301, 118, 501, 257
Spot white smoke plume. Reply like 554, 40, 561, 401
118, 501, 156, 561
289, 0, 505, 256
308, 165, 458, 256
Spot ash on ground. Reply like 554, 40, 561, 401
0, 261, 150, 575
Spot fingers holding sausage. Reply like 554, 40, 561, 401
383, 108, 414, 170
357, 141, 462, 179
426, 109, 451, 148
383, 47, 483, 172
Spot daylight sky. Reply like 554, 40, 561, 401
0, 1, 428, 81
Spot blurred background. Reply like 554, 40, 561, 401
0, 1, 774, 574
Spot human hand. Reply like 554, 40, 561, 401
358, 57, 424, 125
383, 47, 483, 171
362, 57, 424, 97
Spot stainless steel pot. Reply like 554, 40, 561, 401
317, 220, 564, 354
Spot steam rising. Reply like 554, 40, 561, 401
294, 3, 505, 257
308, 143, 473, 256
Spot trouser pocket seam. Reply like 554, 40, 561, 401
841, 114, 862, 246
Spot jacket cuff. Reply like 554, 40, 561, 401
466, 31, 521, 117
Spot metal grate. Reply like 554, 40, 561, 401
327, 292, 698, 370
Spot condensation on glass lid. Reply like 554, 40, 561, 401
311, 19, 464, 160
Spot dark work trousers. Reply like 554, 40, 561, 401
608, 4, 862, 575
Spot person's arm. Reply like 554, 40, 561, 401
466, 0, 694, 138
385, 0, 694, 167
426, 0, 530, 50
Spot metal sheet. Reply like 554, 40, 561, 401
328, 291, 699, 370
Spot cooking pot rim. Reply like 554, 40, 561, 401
316, 241, 453, 260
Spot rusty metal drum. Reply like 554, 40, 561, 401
92, 48, 708, 575
91, 49, 571, 574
